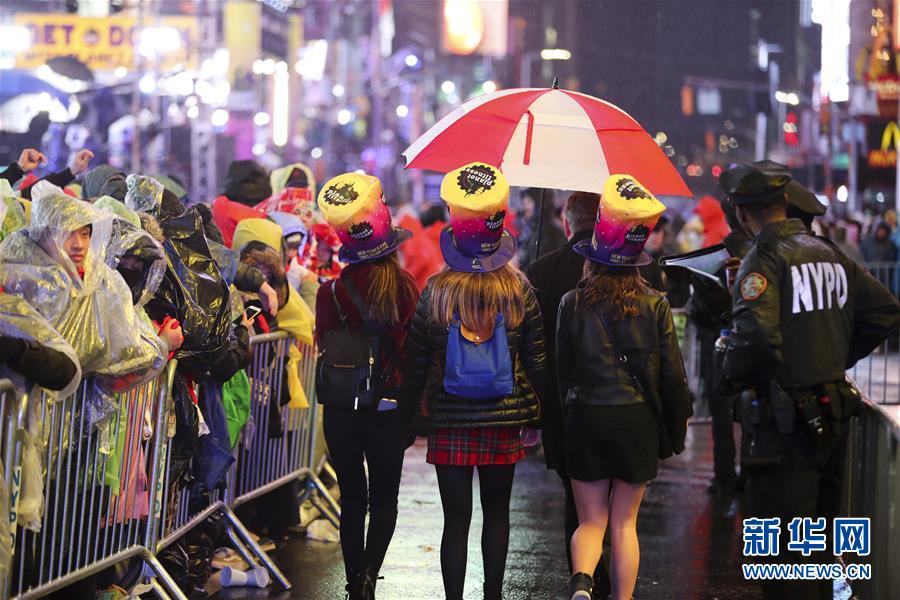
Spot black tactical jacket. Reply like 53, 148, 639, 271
556, 288, 693, 456
404, 279, 547, 429
725, 219, 900, 389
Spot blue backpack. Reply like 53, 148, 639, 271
443, 313, 514, 399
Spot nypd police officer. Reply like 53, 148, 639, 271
719, 164, 900, 600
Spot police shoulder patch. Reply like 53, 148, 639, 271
740, 272, 768, 301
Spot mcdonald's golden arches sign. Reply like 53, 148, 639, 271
868, 121, 900, 168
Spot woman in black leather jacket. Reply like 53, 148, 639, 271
404, 163, 546, 600
559, 176, 692, 600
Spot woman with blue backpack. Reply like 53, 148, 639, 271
405, 163, 547, 600
557, 176, 692, 600
314, 173, 419, 600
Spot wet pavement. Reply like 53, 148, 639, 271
216, 422, 761, 599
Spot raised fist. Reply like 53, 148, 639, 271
69, 149, 95, 176
17, 149, 46, 172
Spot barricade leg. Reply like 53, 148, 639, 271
221, 505, 291, 589
140, 549, 187, 600
305, 468, 341, 528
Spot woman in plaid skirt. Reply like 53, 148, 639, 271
405, 164, 547, 600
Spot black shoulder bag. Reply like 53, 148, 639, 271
597, 311, 674, 459
315, 278, 398, 410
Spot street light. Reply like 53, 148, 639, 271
0, 26, 31, 53
774, 90, 800, 106
540, 48, 572, 61
211, 108, 229, 127
520, 48, 572, 88
138, 27, 181, 58
337, 109, 353, 125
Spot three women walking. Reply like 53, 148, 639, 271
315, 166, 691, 600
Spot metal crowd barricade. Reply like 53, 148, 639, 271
672, 307, 707, 419
0, 380, 19, 598
151, 370, 291, 591
0, 333, 336, 597
842, 397, 900, 598
2, 364, 185, 600
230, 332, 340, 524
848, 261, 900, 406
151, 332, 338, 593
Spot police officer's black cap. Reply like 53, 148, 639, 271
752, 160, 826, 217
718, 163, 790, 206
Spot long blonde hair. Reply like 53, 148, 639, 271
342, 253, 418, 326
428, 263, 526, 331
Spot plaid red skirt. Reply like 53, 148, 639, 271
427, 426, 525, 466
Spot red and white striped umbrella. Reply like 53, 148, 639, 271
402, 85, 692, 197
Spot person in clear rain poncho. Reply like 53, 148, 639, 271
0, 181, 167, 417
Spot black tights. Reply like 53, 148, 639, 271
324, 406, 406, 582
435, 464, 516, 600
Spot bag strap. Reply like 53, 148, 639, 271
339, 276, 402, 367
596, 308, 660, 417
331, 280, 348, 327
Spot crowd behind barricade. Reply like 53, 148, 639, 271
0, 147, 899, 600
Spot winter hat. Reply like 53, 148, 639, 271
268, 211, 308, 247
270, 162, 316, 197
439, 162, 516, 273
316, 172, 411, 263
82, 165, 126, 200
222, 160, 272, 207
573, 175, 666, 267
232, 218, 284, 254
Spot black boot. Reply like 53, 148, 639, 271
362, 567, 381, 600
345, 572, 375, 600
568, 572, 593, 600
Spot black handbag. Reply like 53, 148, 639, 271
597, 311, 675, 459
315, 278, 395, 410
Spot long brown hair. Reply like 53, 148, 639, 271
428, 263, 526, 331
576, 261, 656, 319
342, 253, 418, 325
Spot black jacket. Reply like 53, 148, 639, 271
405, 278, 547, 429
557, 289, 693, 457
527, 230, 672, 470
725, 219, 900, 389
0, 337, 79, 392
1, 163, 76, 198
526, 229, 591, 470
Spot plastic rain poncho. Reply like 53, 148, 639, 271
0, 182, 165, 422
124, 174, 164, 215
0, 180, 27, 242
136, 192, 235, 362
0, 293, 83, 534
0, 293, 81, 399
94, 195, 167, 309
270, 162, 316, 198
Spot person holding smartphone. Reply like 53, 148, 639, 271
314, 173, 418, 600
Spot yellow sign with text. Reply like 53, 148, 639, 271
13, 13, 197, 72
868, 121, 900, 168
